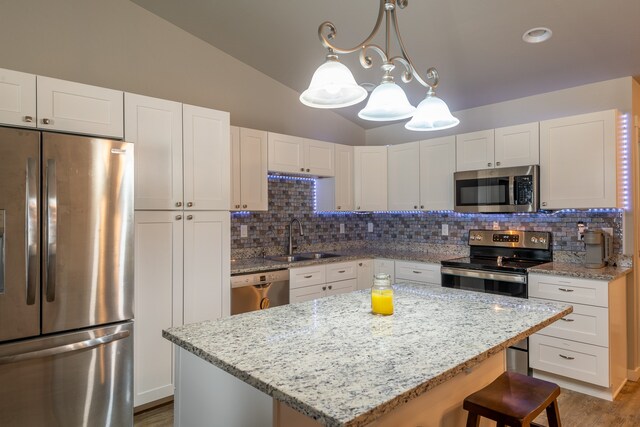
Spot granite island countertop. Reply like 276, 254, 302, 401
163, 284, 572, 427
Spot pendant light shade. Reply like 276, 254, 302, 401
299, 56, 368, 109
404, 89, 459, 131
358, 81, 416, 121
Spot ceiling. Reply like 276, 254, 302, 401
131, 0, 640, 129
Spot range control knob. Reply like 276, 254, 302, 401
531, 237, 539, 243
475, 234, 482, 241
539, 238, 547, 244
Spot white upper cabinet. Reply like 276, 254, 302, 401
267, 132, 334, 176
125, 93, 183, 210
37, 76, 123, 138
354, 146, 387, 211
230, 126, 268, 211
388, 141, 420, 211
317, 143, 354, 211
494, 122, 539, 168
456, 129, 495, 171
419, 136, 456, 210
539, 110, 619, 209
0, 68, 36, 128
457, 123, 540, 171
183, 104, 230, 211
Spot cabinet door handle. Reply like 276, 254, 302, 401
338, 270, 346, 273
304, 275, 313, 279
559, 354, 575, 360
42, 118, 52, 125
560, 317, 575, 322
242, 204, 247, 208
175, 215, 183, 220
487, 162, 492, 167
186, 215, 193, 220
542, 202, 548, 207
328, 285, 332, 290
496, 161, 501, 166
412, 270, 422, 274
24, 115, 33, 123
176, 201, 183, 207
558, 288, 574, 292
187, 202, 193, 207
322, 286, 327, 291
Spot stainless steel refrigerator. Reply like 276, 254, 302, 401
0, 127, 134, 426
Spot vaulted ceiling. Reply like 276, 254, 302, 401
131, 0, 640, 129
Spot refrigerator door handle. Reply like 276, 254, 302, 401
45, 159, 57, 303
0, 329, 130, 365
26, 157, 37, 305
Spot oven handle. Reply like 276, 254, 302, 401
441, 267, 527, 284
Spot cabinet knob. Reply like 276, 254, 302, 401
359, 263, 363, 266
42, 118, 52, 125
496, 161, 501, 166
24, 115, 33, 123
175, 215, 182, 220
242, 204, 247, 208
186, 215, 193, 220
176, 202, 183, 207
322, 286, 327, 291
414, 205, 418, 209
235, 204, 240, 208
328, 285, 332, 290
337, 206, 341, 210
306, 168, 310, 172
487, 162, 492, 167
542, 202, 547, 207
357, 206, 360, 210
300, 168, 305, 172
187, 202, 193, 207
420, 205, 424, 209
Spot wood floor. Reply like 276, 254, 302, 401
133, 381, 640, 426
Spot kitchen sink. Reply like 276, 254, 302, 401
265, 252, 341, 263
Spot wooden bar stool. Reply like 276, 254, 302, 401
463, 371, 561, 427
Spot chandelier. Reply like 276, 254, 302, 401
300, 0, 459, 131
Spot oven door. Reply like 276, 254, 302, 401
441, 267, 527, 298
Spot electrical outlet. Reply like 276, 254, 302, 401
441, 224, 449, 236
240, 225, 248, 238
339, 223, 345, 234
368, 222, 374, 233
492, 221, 499, 230
577, 222, 587, 240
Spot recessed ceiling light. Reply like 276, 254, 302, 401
522, 27, 552, 44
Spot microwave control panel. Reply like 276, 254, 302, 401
514, 175, 534, 205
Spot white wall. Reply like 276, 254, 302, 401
0, 0, 365, 145
366, 77, 633, 146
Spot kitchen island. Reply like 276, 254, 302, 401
163, 284, 572, 427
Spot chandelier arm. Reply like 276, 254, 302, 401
359, 44, 389, 69
317, 0, 386, 55
389, 4, 439, 89
387, 56, 414, 83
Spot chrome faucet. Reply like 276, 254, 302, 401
288, 218, 304, 255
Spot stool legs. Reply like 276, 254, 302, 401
465, 412, 479, 427
546, 400, 561, 427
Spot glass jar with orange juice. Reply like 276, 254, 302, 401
371, 273, 393, 315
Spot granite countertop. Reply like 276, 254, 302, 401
528, 262, 632, 281
163, 284, 572, 427
231, 249, 462, 275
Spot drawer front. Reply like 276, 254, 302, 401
326, 279, 357, 296
530, 334, 609, 387
395, 261, 440, 285
290, 284, 325, 303
529, 274, 608, 307
290, 265, 326, 289
532, 299, 609, 347
374, 259, 395, 283
325, 261, 357, 283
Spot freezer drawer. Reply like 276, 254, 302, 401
0, 322, 133, 426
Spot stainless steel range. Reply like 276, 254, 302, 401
441, 229, 552, 375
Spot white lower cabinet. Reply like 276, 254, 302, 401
134, 210, 229, 408
290, 261, 358, 303
395, 261, 441, 286
356, 259, 373, 290
528, 273, 627, 400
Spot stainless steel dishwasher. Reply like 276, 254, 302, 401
231, 269, 290, 315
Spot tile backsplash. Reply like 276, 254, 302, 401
231, 177, 624, 263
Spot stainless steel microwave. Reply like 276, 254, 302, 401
454, 165, 539, 213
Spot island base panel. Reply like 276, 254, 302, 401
275, 350, 505, 427
175, 348, 273, 427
